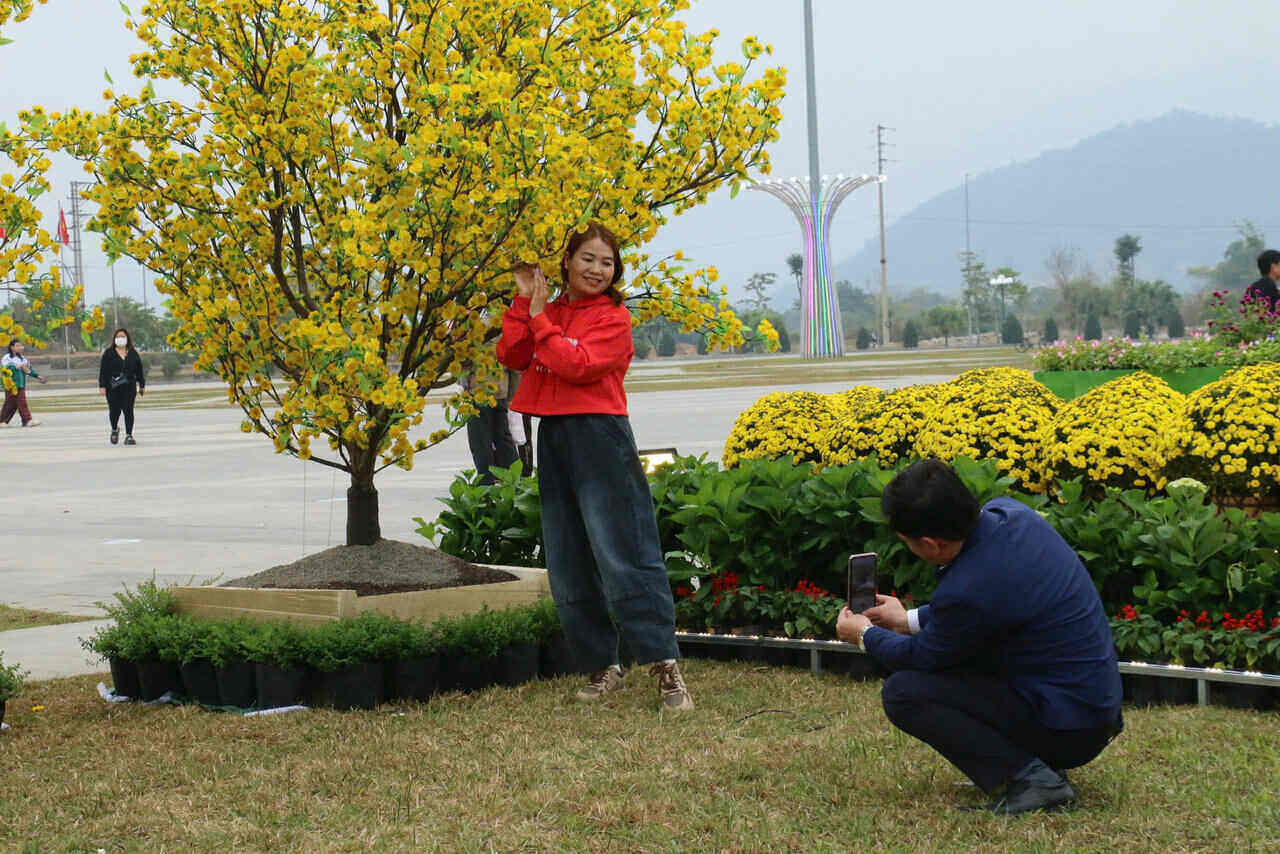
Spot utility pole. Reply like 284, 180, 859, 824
875, 125, 893, 348
68, 181, 91, 308
963, 173, 972, 343
109, 263, 119, 330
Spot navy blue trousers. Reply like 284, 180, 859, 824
882, 670, 1122, 792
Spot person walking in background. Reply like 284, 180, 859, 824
1244, 249, 1280, 311
98, 328, 146, 445
460, 365, 520, 485
0, 338, 48, 427
497, 222, 693, 712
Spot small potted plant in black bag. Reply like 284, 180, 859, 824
0, 652, 28, 730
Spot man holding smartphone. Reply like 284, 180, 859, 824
836, 459, 1122, 815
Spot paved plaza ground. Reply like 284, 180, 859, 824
2, 368, 947, 617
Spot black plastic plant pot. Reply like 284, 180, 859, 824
109, 657, 142, 699
762, 646, 808, 669
498, 642, 540, 687
313, 662, 384, 711
254, 662, 309, 709
1213, 682, 1274, 711
452, 653, 493, 693
822, 652, 883, 681
135, 658, 183, 702
1156, 677, 1197, 706
1122, 673, 1160, 707
179, 660, 221, 706
539, 632, 582, 678
390, 655, 440, 701
215, 660, 256, 709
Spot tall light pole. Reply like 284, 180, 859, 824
744, 2, 883, 357
990, 274, 1015, 336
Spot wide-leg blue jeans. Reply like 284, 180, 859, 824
537, 414, 679, 672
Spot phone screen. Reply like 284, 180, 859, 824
847, 552, 877, 613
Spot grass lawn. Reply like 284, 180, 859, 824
0, 603, 95, 632
2, 662, 1276, 853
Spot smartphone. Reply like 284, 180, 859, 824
847, 552, 878, 614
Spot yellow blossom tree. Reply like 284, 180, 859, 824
24, 0, 784, 545
0, 0, 103, 387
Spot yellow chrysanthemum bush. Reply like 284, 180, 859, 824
1037, 372, 1183, 494
866, 382, 941, 465
722, 391, 844, 468
0, 0, 103, 391
914, 368, 1060, 491
1162, 364, 1280, 499
820, 385, 887, 466
19, 0, 785, 544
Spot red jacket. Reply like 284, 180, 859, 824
496, 294, 633, 416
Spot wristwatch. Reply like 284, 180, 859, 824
857, 623, 872, 652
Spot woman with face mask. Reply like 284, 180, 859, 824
98, 328, 146, 445
496, 222, 693, 713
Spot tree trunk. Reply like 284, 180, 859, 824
346, 476, 381, 547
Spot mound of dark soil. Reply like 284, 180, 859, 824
222, 539, 518, 597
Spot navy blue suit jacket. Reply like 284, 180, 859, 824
865, 498, 1122, 731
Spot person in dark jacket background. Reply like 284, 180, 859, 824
98, 327, 146, 445
1244, 249, 1280, 311
837, 459, 1122, 815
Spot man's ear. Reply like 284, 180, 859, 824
916, 536, 945, 559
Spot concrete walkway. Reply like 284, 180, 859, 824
0, 620, 112, 680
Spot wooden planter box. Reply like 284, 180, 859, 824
171, 566, 550, 626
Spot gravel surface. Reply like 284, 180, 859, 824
222, 539, 518, 596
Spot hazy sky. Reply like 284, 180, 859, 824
3, 0, 1280, 305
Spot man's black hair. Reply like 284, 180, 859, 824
1258, 249, 1280, 277
881, 459, 981, 541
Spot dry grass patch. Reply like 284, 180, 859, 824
4, 664, 1275, 852
0, 604, 95, 632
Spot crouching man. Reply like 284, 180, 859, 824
837, 459, 1123, 815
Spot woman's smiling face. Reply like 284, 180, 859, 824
563, 237, 616, 301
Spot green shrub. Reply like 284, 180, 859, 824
855, 327, 872, 350
0, 651, 28, 702
1084, 312, 1102, 340
1043, 317, 1059, 343
1123, 313, 1141, 339
244, 621, 310, 670
161, 352, 181, 379
901, 320, 919, 349
414, 462, 542, 566
657, 329, 676, 357
1166, 310, 1185, 339
1001, 314, 1023, 345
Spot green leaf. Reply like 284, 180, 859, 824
104, 68, 114, 85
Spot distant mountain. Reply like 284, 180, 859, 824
835, 111, 1280, 293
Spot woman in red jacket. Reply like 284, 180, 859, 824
497, 223, 693, 711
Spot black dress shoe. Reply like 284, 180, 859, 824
124, 435, 137, 446
110, 429, 119, 444
981, 759, 1076, 815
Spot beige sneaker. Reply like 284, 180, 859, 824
23, 419, 40, 427
575, 665, 625, 701
650, 659, 694, 711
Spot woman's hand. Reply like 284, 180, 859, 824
99, 387, 106, 396
529, 272, 549, 317
38, 376, 47, 384
513, 264, 540, 299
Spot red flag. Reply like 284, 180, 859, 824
57, 207, 70, 246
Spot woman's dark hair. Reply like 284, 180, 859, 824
110, 328, 134, 351
880, 459, 981, 541
1257, 249, 1280, 277
5, 338, 20, 358
561, 222, 625, 306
